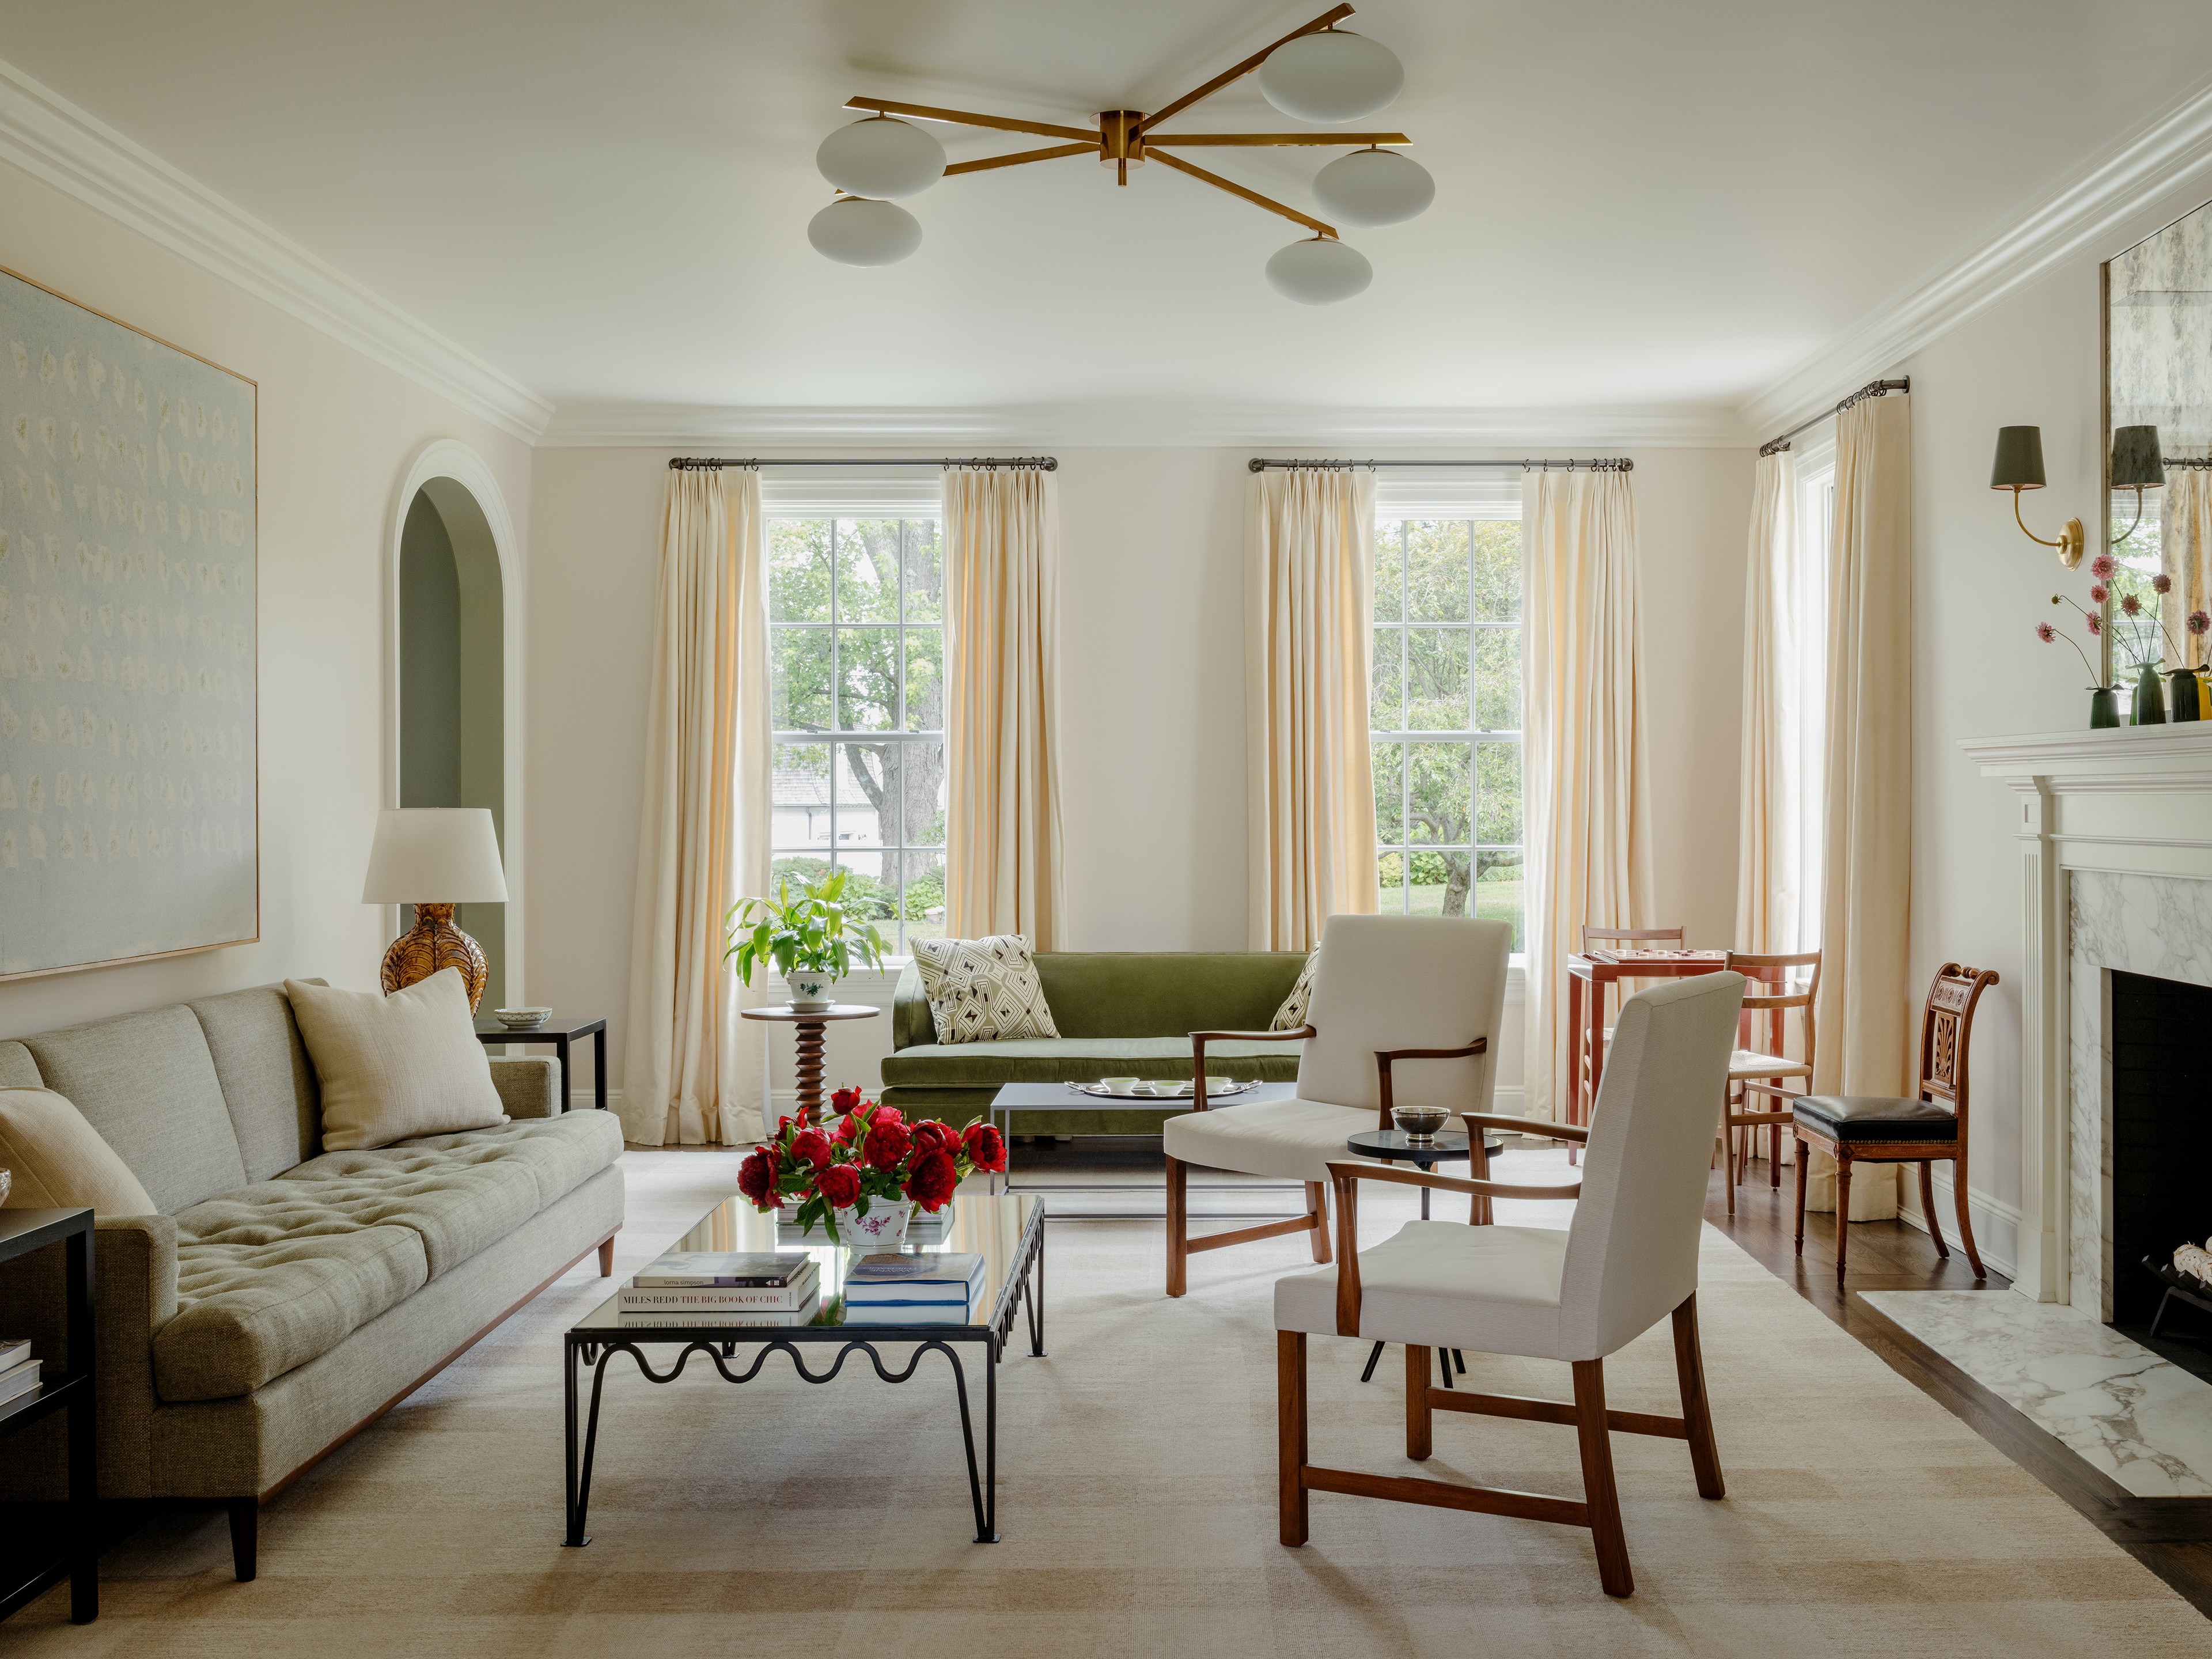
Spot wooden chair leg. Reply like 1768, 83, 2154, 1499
1165, 1154, 1189, 1297
1793, 1132, 1809, 1257
1918, 1161, 1949, 1259
1834, 1153, 1853, 1285
227, 1497, 259, 1582
1571, 1359, 1634, 1597
1769, 1122, 1782, 1188
1950, 1156, 1987, 1281
1722, 1108, 1737, 1216
1306, 1181, 1332, 1263
1405, 1344, 1433, 1461
1669, 1296, 1725, 1500
1278, 1331, 1309, 1546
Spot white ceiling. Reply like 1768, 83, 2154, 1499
2, 0, 2209, 441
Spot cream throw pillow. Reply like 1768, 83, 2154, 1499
286, 968, 509, 1152
1271, 949, 1319, 1031
0, 1087, 158, 1215
911, 935, 1059, 1044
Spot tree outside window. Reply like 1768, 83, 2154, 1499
768, 518, 945, 955
1371, 517, 1524, 948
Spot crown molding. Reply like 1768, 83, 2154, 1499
537, 401, 1752, 450
1741, 71, 2212, 441
0, 56, 554, 443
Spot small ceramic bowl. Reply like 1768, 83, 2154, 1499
1099, 1076, 1142, 1095
1391, 1105, 1450, 1142
495, 1007, 554, 1028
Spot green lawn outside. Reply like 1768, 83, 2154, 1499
1383, 878, 1524, 950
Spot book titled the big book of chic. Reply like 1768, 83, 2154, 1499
619, 1252, 819, 1313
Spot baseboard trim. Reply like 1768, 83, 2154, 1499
1895, 1172, 2022, 1282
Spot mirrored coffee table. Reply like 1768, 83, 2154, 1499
563, 1192, 1044, 1545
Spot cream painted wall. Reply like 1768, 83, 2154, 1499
0, 158, 533, 1036
524, 443, 1751, 1116
1889, 176, 2212, 1278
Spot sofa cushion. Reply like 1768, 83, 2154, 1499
912, 935, 1059, 1044
0, 1086, 159, 1215
390, 1113, 626, 1211
0, 1041, 41, 1089
266, 1147, 543, 1275
190, 983, 324, 1181
157, 1219, 429, 1402
879, 1036, 1304, 1089
1271, 949, 1320, 1031
20, 1005, 247, 1215
286, 970, 509, 1152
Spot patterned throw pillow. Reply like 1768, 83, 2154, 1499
1271, 948, 1320, 1031
912, 935, 1060, 1045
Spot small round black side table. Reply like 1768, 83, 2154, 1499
1344, 1127, 1509, 1390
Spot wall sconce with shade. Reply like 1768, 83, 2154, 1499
2110, 423, 2164, 544
1991, 426, 2086, 567
362, 808, 507, 1012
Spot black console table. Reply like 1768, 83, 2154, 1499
474, 1016, 608, 1113
0, 1207, 96, 1625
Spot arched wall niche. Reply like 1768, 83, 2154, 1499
383, 441, 524, 1009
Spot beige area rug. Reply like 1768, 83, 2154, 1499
11, 1147, 2210, 1657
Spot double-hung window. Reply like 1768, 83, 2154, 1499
1370, 512, 1525, 948
767, 516, 946, 956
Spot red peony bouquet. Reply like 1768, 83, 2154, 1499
736, 1094, 1006, 1243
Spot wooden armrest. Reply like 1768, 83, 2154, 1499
1324, 1161, 1582, 1336
1462, 1112, 1587, 1145
1372, 1035, 1488, 1131
1189, 1025, 1312, 1109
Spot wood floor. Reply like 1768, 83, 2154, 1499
1708, 1162, 2212, 1618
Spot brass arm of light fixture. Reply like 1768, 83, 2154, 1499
1137, 3, 1357, 132
944, 142, 1097, 177
1142, 131, 1410, 146
1148, 147, 1337, 238
2008, 487, 2087, 568
844, 96, 1096, 143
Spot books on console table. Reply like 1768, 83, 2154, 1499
619, 1261, 820, 1312
843, 1252, 984, 1306
632, 1251, 813, 1288
0, 1338, 29, 1373
0, 1351, 42, 1407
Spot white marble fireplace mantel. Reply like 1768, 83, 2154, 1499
1959, 724, 2212, 1305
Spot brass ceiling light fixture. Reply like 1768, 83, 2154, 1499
806, 4, 1430, 304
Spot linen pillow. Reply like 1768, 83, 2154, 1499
0, 1087, 159, 1215
1271, 949, 1320, 1031
911, 935, 1060, 1045
285, 969, 509, 1152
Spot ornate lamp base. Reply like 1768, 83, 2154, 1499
381, 902, 488, 1012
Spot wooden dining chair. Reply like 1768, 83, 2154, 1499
1793, 963, 1999, 1283
1716, 950, 1820, 1215
1572, 925, 1686, 1156
1275, 973, 1745, 1597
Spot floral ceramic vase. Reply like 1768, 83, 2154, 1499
786, 969, 840, 1013
829, 1199, 912, 1248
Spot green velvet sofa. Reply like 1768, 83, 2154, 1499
880, 951, 1309, 1134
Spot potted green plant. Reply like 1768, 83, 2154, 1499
725, 866, 891, 1011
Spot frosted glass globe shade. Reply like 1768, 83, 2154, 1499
807, 198, 922, 267
1312, 148, 1433, 226
1264, 237, 1372, 305
1257, 31, 1404, 124
815, 117, 945, 199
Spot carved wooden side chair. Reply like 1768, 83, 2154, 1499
1792, 963, 1999, 1283
1275, 973, 1745, 1598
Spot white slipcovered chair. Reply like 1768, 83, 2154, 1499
1161, 914, 1512, 1297
1274, 971, 1744, 1598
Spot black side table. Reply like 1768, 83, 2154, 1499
474, 1016, 608, 1114
1344, 1128, 1509, 1392
0, 1207, 96, 1625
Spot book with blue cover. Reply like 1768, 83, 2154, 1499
843, 1252, 984, 1305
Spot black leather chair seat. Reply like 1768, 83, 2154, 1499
1793, 1095, 1959, 1142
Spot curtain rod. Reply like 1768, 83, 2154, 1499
668, 456, 1056, 471
1247, 457, 1633, 472
1758, 377, 1910, 457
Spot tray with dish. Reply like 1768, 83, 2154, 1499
1063, 1079, 1259, 1100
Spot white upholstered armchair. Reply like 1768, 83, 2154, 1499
1160, 914, 1512, 1297
1273, 971, 1744, 1597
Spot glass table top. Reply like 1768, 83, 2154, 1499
571, 1192, 1041, 1337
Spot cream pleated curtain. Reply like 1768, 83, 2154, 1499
1245, 470, 1377, 951
1524, 467, 1653, 1125
1809, 392, 1912, 1218
2162, 465, 2212, 658
1736, 449, 1800, 955
622, 467, 772, 1147
944, 468, 1065, 946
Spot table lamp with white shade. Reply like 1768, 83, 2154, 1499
362, 807, 507, 1012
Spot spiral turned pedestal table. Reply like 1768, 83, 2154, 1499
738, 1004, 881, 1124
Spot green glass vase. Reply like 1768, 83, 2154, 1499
2090, 687, 2122, 729
2132, 661, 2168, 725
2171, 667, 2205, 725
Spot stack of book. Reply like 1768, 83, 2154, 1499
0, 1338, 40, 1410
616, 1252, 820, 1326
841, 1252, 984, 1325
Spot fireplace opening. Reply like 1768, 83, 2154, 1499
2111, 968, 2212, 1365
